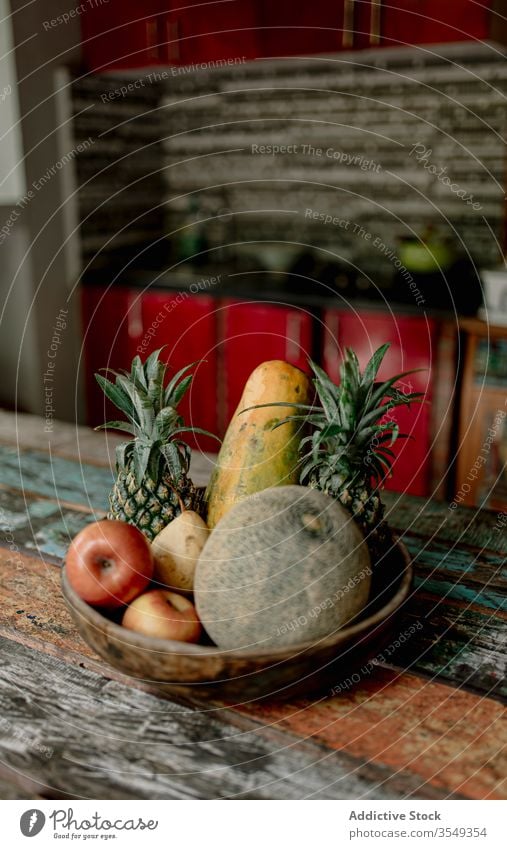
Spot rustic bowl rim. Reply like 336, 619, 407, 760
61, 535, 413, 662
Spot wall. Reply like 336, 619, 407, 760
72, 42, 507, 287
0, 0, 84, 420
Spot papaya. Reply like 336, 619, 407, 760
205, 360, 312, 528
195, 485, 371, 650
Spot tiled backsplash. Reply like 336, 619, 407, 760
73, 43, 507, 278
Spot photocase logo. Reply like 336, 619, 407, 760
20, 809, 46, 837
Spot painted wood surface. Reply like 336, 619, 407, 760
0, 551, 504, 800
0, 414, 505, 799
0, 636, 461, 800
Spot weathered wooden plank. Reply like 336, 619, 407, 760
0, 487, 102, 560
0, 635, 455, 800
384, 492, 507, 555
0, 542, 505, 753
236, 671, 507, 800
389, 593, 506, 699
0, 445, 112, 511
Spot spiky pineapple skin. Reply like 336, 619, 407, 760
310, 476, 392, 564
108, 468, 202, 542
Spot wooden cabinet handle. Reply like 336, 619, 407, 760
343, 0, 355, 48
165, 18, 180, 64
370, 0, 382, 45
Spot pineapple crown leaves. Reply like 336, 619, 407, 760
302, 345, 425, 491
94, 348, 219, 485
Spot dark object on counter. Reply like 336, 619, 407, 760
393, 258, 483, 315
287, 252, 356, 297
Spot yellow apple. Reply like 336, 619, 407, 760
122, 589, 202, 643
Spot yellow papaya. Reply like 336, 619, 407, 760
205, 360, 312, 528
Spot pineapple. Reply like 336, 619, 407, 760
254, 344, 422, 562
95, 349, 218, 541
298, 345, 422, 561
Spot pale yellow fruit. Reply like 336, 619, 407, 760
151, 511, 209, 593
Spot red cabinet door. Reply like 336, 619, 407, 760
160, 0, 260, 65
81, 286, 143, 426
356, 0, 495, 50
218, 300, 313, 432
140, 291, 218, 451
420, 0, 492, 43
322, 309, 436, 496
81, 1, 161, 72
259, 1, 348, 57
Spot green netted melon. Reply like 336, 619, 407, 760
194, 485, 371, 650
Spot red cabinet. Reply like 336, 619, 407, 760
81, 1, 161, 72
259, 2, 349, 57
81, 0, 259, 71
81, 0, 507, 71
160, 0, 259, 65
81, 285, 143, 425
217, 300, 313, 432
140, 291, 219, 451
82, 286, 218, 450
322, 309, 436, 496
355, 0, 501, 50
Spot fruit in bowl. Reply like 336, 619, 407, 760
206, 360, 312, 529
122, 589, 202, 643
151, 510, 209, 594
65, 519, 153, 608
95, 348, 219, 541
195, 485, 371, 650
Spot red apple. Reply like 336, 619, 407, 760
65, 520, 153, 608
122, 589, 202, 643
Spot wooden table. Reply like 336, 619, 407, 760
0, 411, 505, 800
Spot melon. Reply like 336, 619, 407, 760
194, 485, 371, 650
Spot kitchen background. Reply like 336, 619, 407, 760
1, 0, 507, 511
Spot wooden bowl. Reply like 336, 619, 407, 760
61, 538, 413, 703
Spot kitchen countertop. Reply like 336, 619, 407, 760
0, 411, 504, 799
82, 257, 463, 318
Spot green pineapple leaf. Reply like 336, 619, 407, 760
361, 343, 390, 387
144, 347, 166, 383
165, 361, 201, 406
94, 420, 136, 436
171, 373, 193, 407
160, 441, 186, 480
115, 441, 134, 470
94, 373, 137, 424
170, 426, 221, 443
132, 441, 152, 485
153, 406, 181, 441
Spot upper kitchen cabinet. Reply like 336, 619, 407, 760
158, 0, 260, 65
258, 2, 352, 57
354, 0, 507, 50
80, 1, 507, 71
81, 1, 162, 71
81, 0, 259, 71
